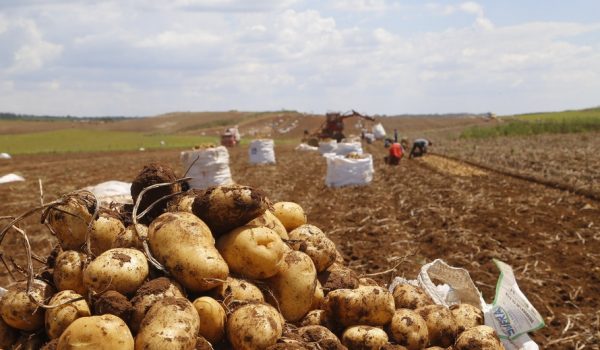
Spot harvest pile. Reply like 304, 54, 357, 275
0, 162, 505, 350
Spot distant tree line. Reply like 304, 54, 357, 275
0, 112, 135, 122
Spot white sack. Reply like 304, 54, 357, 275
295, 144, 318, 151
0, 153, 11, 159
318, 140, 337, 155
182, 146, 234, 189
84, 180, 132, 205
372, 123, 386, 139
249, 139, 276, 164
335, 142, 363, 156
325, 153, 373, 188
0, 173, 25, 184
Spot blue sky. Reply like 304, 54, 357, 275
1, 0, 599, 116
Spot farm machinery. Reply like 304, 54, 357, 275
304, 110, 375, 145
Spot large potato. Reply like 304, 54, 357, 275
318, 263, 360, 293
266, 251, 317, 322
217, 226, 286, 279
46, 191, 95, 250
288, 224, 336, 272
57, 314, 134, 350
226, 303, 283, 350
129, 277, 184, 333
392, 284, 433, 310
0, 280, 54, 331
83, 248, 149, 295
324, 286, 395, 327
455, 325, 504, 350
45, 290, 91, 339
192, 184, 271, 236
192, 296, 226, 344
135, 297, 200, 350
53, 250, 87, 295
342, 325, 388, 350
272, 202, 306, 231
450, 303, 484, 333
0, 317, 18, 349
148, 212, 229, 292
248, 210, 289, 239
211, 277, 265, 303
90, 210, 126, 255
416, 305, 458, 348
389, 309, 428, 350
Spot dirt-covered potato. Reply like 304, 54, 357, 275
90, 209, 126, 255
266, 251, 317, 321
389, 309, 429, 350
226, 303, 283, 350
45, 290, 91, 339
0, 317, 18, 349
358, 277, 380, 287
112, 224, 147, 250
324, 286, 395, 327
149, 212, 229, 292
248, 209, 289, 239
342, 325, 388, 350
300, 309, 330, 327
392, 284, 433, 310
53, 250, 87, 295
129, 277, 184, 333
217, 226, 286, 279
94, 290, 133, 323
318, 263, 360, 293
192, 184, 271, 236
416, 305, 458, 348
312, 280, 325, 310
287, 224, 336, 272
450, 303, 484, 333
83, 248, 149, 295
167, 191, 197, 213
192, 296, 226, 344
285, 325, 346, 349
455, 325, 504, 350
272, 201, 307, 231
46, 190, 96, 250
131, 162, 181, 224
211, 277, 265, 303
0, 280, 54, 331
135, 297, 200, 350
57, 314, 134, 350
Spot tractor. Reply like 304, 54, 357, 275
304, 110, 374, 145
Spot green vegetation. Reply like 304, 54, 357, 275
0, 129, 218, 154
460, 108, 600, 139
0, 112, 133, 122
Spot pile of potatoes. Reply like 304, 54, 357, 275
0, 163, 506, 350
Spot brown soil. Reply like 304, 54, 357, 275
93, 290, 133, 323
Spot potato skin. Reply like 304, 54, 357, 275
45, 290, 91, 339
129, 277, 184, 333
90, 211, 125, 255
389, 309, 429, 350
455, 325, 504, 350
288, 224, 336, 272
416, 305, 458, 348
342, 325, 388, 350
217, 226, 286, 279
211, 277, 265, 303
192, 296, 226, 344
392, 284, 433, 310
148, 212, 229, 292
53, 250, 87, 295
57, 314, 134, 350
0, 280, 54, 331
324, 286, 395, 327
248, 210, 289, 239
135, 297, 200, 350
83, 248, 149, 295
272, 202, 307, 231
112, 224, 147, 250
318, 263, 360, 293
450, 303, 484, 334
0, 317, 18, 349
46, 191, 95, 250
226, 303, 283, 350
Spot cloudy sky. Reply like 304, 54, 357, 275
1, 0, 599, 116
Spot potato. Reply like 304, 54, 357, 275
46, 190, 95, 250
58, 314, 134, 350
211, 277, 264, 303
130, 277, 184, 333
217, 226, 286, 279
358, 277, 380, 287
194, 336, 214, 350
0, 280, 54, 331
272, 202, 306, 231
148, 212, 229, 292
342, 325, 388, 350
83, 248, 149, 295
53, 250, 87, 295
455, 325, 503, 350
135, 297, 200, 350
392, 284, 433, 310
94, 290, 133, 323
266, 251, 317, 321
0, 317, 18, 349
287, 224, 336, 272
318, 263, 360, 293
131, 162, 181, 224
45, 290, 91, 339
324, 286, 395, 327
300, 309, 329, 327
450, 303, 484, 333
226, 303, 283, 350
312, 280, 325, 310
248, 210, 289, 239
192, 184, 271, 236
167, 191, 197, 213
112, 224, 147, 250
90, 210, 126, 255
192, 296, 226, 344
416, 305, 458, 348
389, 309, 429, 350
285, 325, 345, 349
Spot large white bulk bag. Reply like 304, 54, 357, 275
373, 123, 386, 139
84, 181, 132, 205
318, 140, 337, 155
249, 139, 276, 164
0, 153, 11, 159
324, 154, 374, 188
182, 146, 233, 189
0, 173, 24, 184
335, 142, 363, 156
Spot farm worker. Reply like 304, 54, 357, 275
409, 138, 432, 159
394, 129, 398, 142
384, 142, 403, 165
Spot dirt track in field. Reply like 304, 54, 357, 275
1, 144, 599, 349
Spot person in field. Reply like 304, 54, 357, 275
409, 138, 432, 159
384, 141, 404, 165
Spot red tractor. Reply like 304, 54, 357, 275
318, 110, 374, 143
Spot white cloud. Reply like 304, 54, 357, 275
331, 0, 399, 12
136, 30, 221, 48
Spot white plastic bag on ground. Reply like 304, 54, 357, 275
389, 259, 544, 350
295, 144, 318, 151
319, 140, 337, 155
325, 153, 373, 187
0, 153, 11, 159
0, 173, 25, 184
373, 123, 386, 139
249, 139, 276, 164
84, 180, 132, 205
335, 142, 363, 156
182, 146, 233, 189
